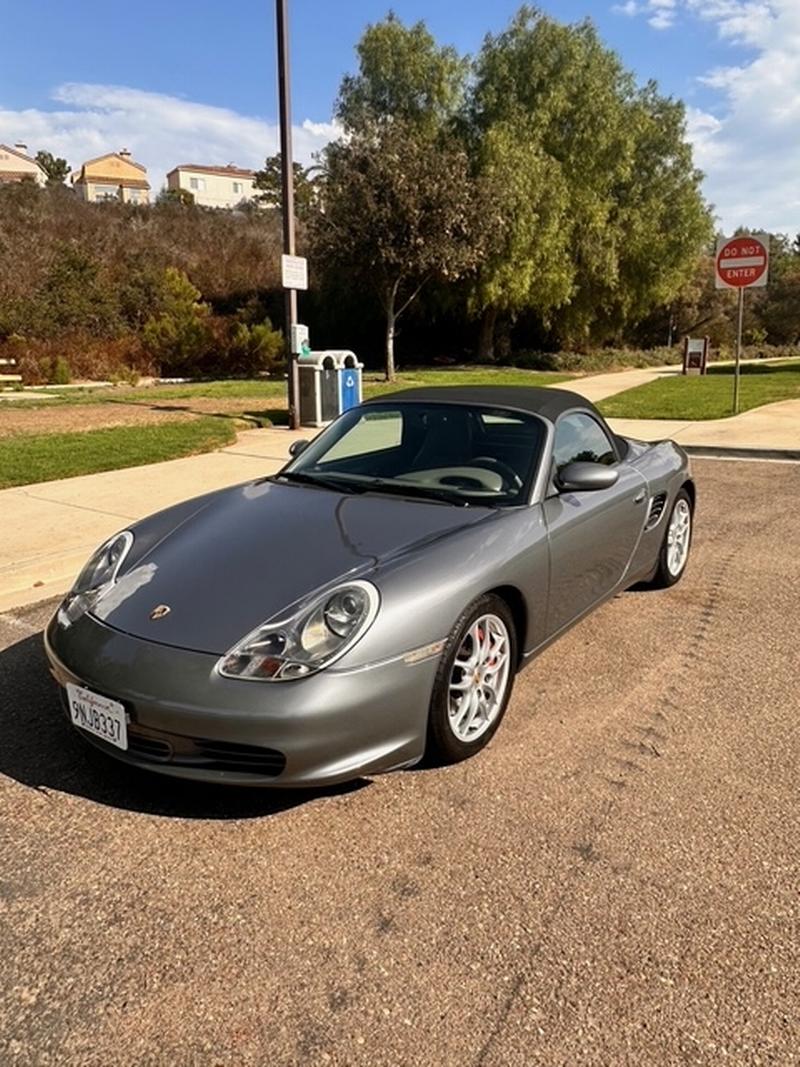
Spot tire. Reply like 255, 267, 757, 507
648, 488, 693, 589
426, 594, 518, 765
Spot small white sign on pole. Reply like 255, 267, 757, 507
281, 254, 308, 291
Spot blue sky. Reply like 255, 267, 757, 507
1, 1, 798, 233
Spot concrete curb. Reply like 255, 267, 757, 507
683, 445, 800, 462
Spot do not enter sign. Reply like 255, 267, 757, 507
714, 232, 770, 415
715, 233, 769, 289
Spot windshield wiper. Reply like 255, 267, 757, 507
275, 470, 365, 494
359, 478, 471, 507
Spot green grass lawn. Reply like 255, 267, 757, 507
0, 417, 236, 489
598, 360, 800, 421
2, 378, 290, 410
0, 367, 573, 487
8, 366, 573, 411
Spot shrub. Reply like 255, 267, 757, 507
9, 243, 122, 341
142, 268, 213, 376
499, 347, 684, 373
214, 318, 285, 377
51, 355, 71, 384
2, 333, 155, 385
735, 342, 799, 362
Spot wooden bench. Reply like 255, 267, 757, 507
0, 357, 23, 388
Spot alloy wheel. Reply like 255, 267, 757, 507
447, 613, 511, 743
666, 498, 691, 577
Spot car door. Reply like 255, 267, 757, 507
543, 411, 647, 637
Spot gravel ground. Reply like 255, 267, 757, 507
1, 458, 798, 1066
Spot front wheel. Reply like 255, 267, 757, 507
426, 594, 517, 765
648, 489, 693, 588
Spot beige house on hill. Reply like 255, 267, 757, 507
166, 163, 257, 208
72, 150, 150, 204
0, 143, 47, 186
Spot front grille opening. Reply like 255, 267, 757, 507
129, 727, 286, 777
129, 734, 172, 762
645, 493, 667, 530
192, 737, 286, 775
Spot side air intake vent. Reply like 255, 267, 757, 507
645, 493, 667, 531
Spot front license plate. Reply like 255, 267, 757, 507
66, 683, 128, 751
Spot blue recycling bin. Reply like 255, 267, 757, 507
338, 352, 363, 412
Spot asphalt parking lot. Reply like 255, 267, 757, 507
1, 458, 798, 1066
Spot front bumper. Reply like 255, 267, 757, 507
44, 609, 440, 787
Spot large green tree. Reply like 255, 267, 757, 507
316, 14, 487, 379
590, 85, 712, 343
335, 12, 468, 132
466, 121, 572, 359
313, 121, 492, 379
468, 7, 711, 352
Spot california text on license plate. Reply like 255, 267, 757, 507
66, 683, 128, 751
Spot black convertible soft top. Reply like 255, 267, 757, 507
363, 385, 602, 424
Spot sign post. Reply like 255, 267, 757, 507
715, 233, 769, 415
276, 0, 301, 430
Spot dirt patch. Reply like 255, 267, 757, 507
0, 393, 288, 438
0, 402, 201, 438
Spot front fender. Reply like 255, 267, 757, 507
335, 506, 550, 669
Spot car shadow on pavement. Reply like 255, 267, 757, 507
0, 632, 368, 820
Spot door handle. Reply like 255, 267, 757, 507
633, 490, 646, 504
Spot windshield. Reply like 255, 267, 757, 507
280, 402, 546, 506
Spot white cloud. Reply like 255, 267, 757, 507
612, 0, 800, 234
686, 0, 774, 46
0, 83, 339, 193
613, 2, 641, 16
648, 11, 675, 29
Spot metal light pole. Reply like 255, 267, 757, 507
276, 0, 300, 429
733, 286, 744, 416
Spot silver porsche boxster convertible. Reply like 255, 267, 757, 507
45, 386, 694, 786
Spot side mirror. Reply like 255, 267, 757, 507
556, 461, 619, 492
288, 439, 310, 458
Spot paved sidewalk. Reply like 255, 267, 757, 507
607, 397, 800, 453
0, 428, 309, 612
564, 363, 679, 402
564, 363, 800, 452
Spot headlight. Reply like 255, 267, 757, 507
218, 579, 380, 682
73, 531, 134, 594
59, 531, 134, 621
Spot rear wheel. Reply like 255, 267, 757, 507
426, 594, 517, 764
648, 489, 693, 588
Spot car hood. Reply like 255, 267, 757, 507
90, 480, 493, 654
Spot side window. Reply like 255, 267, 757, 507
553, 413, 617, 469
